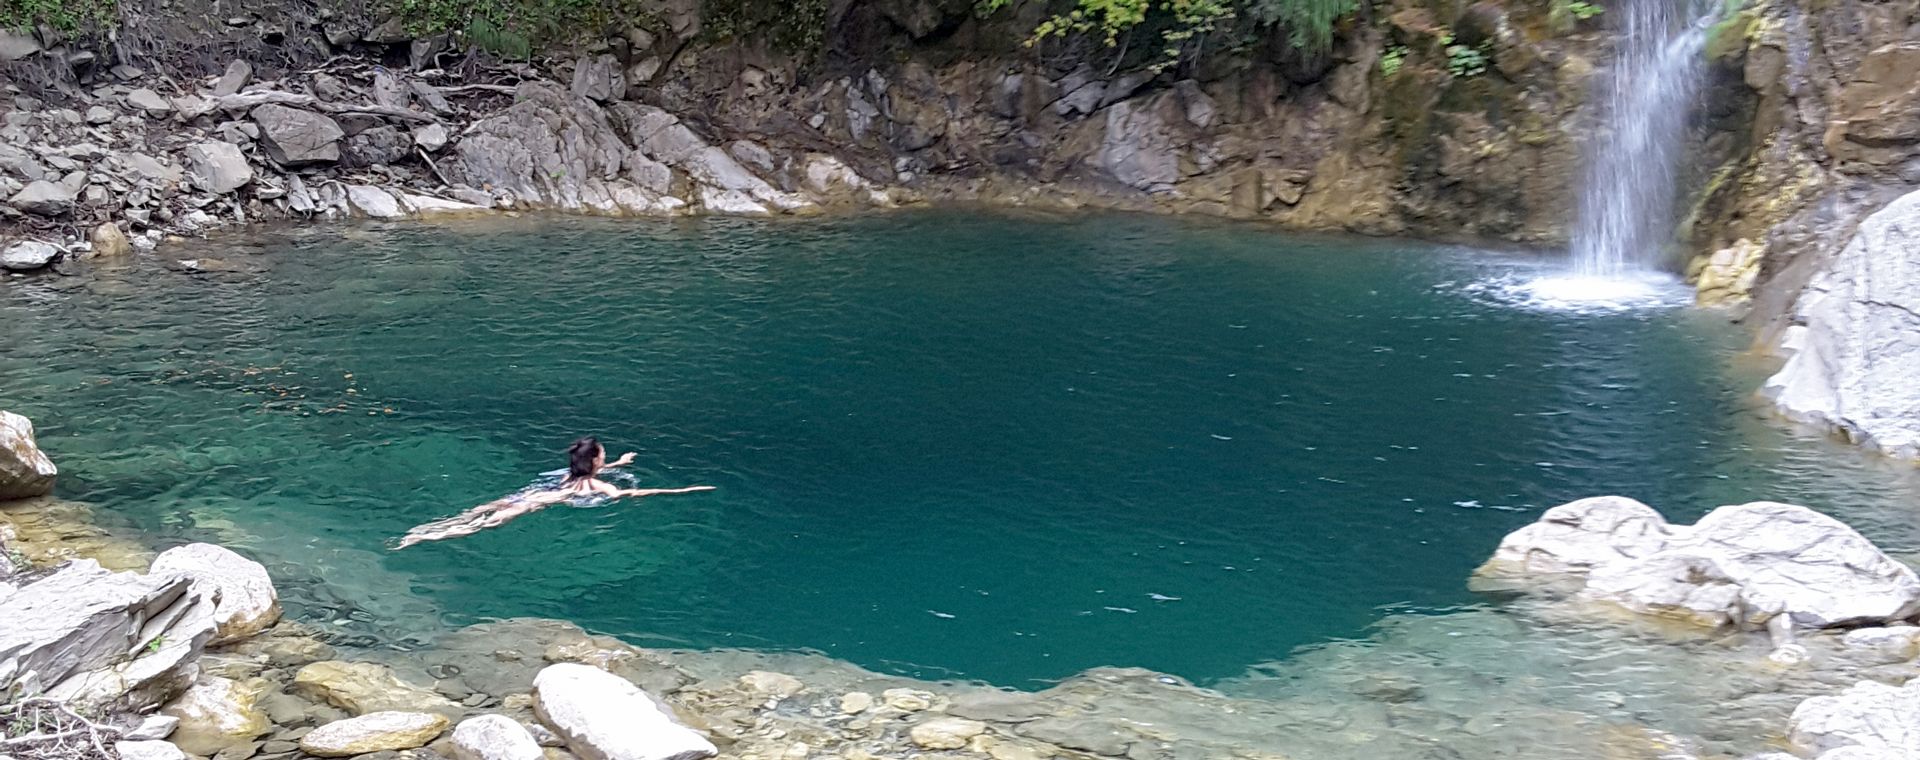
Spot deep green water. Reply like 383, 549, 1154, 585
4, 211, 1919, 689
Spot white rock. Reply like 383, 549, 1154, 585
737, 671, 803, 698
126, 88, 172, 114
532, 663, 716, 760
1765, 189, 1920, 460
300, 711, 451, 757
126, 715, 181, 741
396, 193, 489, 216
413, 123, 450, 153
150, 543, 281, 644
838, 691, 873, 714
0, 410, 58, 497
1841, 625, 1920, 663
696, 186, 768, 215
451, 714, 544, 760
114, 740, 187, 760
1789, 678, 1920, 756
1480, 498, 1920, 631
1476, 496, 1672, 579
0, 240, 61, 272
346, 185, 406, 219
10, 179, 77, 215
162, 675, 271, 755
0, 559, 216, 711
801, 154, 871, 196
292, 660, 463, 717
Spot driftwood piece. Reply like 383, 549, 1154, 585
186, 90, 437, 123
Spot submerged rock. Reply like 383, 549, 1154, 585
294, 661, 463, 717
150, 543, 281, 644
1766, 189, 1920, 460
1477, 498, 1920, 631
532, 663, 716, 760
300, 711, 450, 757
0, 411, 58, 498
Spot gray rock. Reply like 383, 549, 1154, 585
0, 559, 216, 711
213, 60, 253, 97
1766, 189, 1920, 460
344, 126, 413, 168
1098, 96, 1182, 192
123, 153, 184, 183
372, 70, 412, 111
184, 142, 254, 194
531, 663, 716, 760
0, 143, 47, 180
126, 88, 172, 115
86, 106, 117, 124
683, 147, 807, 212
10, 179, 78, 215
252, 104, 344, 165
449, 83, 637, 213
115, 740, 188, 760
570, 55, 626, 103
727, 141, 775, 174
450, 715, 542, 760
0, 29, 41, 61
0, 241, 61, 272
151, 543, 281, 644
1173, 80, 1216, 128
0, 410, 58, 494
410, 81, 453, 114
413, 124, 450, 153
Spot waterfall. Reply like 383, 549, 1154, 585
1568, 0, 1718, 277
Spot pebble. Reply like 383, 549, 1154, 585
881, 688, 933, 712
838, 692, 873, 714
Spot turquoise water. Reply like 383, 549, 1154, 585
4, 211, 1919, 689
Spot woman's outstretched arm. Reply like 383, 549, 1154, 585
392, 490, 569, 549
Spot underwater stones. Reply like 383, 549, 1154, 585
909, 717, 986, 750
294, 661, 464, 717
451, 714, 544, 760
1765, 189, 1920, 461
163, 675, 272, 755
531, 663, 716, 760
1789, 679, 1920, 757
1480, 498, 1920, 631
299, 711, 450, 757
151, 543, 281, 644
736, 671, 802, 698
0, 411, 57, 498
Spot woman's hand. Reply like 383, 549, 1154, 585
608, 452, 637, 468
622, 485, 716, 497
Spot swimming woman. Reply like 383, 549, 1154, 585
393, 437, 713, 549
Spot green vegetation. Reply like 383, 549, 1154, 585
1440, 33, 1488, 77
980, 0, 1355, 72
386, 0, 654, 58
1565, 0, 1602, 19
703, 0, 830, 54
1378, 42, 1405, 77
0, 0, 116, 32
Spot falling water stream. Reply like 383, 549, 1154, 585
1569, 0, 1718, 277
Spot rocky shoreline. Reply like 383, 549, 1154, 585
10, 409, 1920, 760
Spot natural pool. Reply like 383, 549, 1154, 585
4, 210, 1920, 697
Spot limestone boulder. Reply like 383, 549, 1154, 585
451, 714, 544, 760
162, 675, 271, 755
1478, 498, 1920, 631
1, 411, 58, 499
1789, 679, 1920, 756
294, 660, 464, 717
346, 186, 406, 219
184, 142, 254, 195
450, 83, 644, 213
910, 717, 987, 750
1765, 188, 1920, 460
0, 559, 216, 711
114, 740, 188, 760
300, 711, 450, 757
1, 241, 62, 271
150, 543, 281, 644
531, 663, 716, 760
251, 104, 344, 165
1474, 496, 1672, 582
90, 222, 132, 258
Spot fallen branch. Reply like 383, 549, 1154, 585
189, 91, 437, 123
433, 83, 519, 95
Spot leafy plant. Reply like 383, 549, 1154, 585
1566, 0, 1602, 19
703, 0, 830, 54
1440, 34, 1488, 77
144, 636, 166, 655
386, 0, 653, 58
980, 0, 1355, 73
1378, 42, 1406, 77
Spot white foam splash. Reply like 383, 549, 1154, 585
1457, 270, 1691, 314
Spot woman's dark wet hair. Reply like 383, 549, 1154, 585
566, 437, 603, 481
